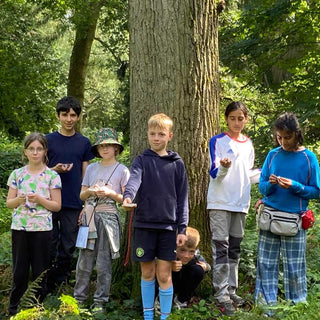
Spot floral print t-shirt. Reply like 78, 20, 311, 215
7, 166, 62, 231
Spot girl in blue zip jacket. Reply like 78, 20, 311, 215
255, 112, 320, 311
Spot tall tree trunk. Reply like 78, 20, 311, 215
67, 0, 104, 129
114, 0, 220, 297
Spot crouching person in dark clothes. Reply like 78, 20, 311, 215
171, 227, 211, 308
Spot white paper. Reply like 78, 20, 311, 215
76, 226, 89, 249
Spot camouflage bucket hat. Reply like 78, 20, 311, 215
91, 128, 124, 157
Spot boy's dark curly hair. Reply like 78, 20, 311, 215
56, 96, 81, 116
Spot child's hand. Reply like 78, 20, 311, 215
176, 234, 187, 247
90, 184, 100, 190
122, 198, 137, 211
17, 194, 26, 205
27, 192, 40, 204
172, 260, 183, 272
220, 158, 231, 168
269, 174, 278, 184
277, 176, 292, 189
254, 199, 263, 211
88, 185, 100, 196
52, 163, 73, 173
197, 261, 207, 271
78, 208, 85, 226
95, 186, 114, 197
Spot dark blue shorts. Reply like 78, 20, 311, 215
133, 228, 177, 262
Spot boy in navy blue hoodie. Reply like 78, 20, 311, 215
123, 113, 189, 320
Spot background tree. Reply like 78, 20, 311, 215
67, 0, 104, 108
0, 1, 65, 138
113, 0, 220, 296
0, 0, 130, 141
219, 0, 320, 164
83, 0, 130, 143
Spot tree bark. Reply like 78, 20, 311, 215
115, 0, 220, 297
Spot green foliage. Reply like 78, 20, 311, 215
1, 0, 130, 144
238, 184, 260, 297
0, 150, 22, 188
168, 299, 220, 319
0, 134, 23, 189
0, 135, 23, 234
19, 271, 46, 311
58, 294, 80, 316
0, 0, 320, 319
0, 1, 65, 138
280, 52, 320, 142
104, 299, 142, 319
0, 231, 12, 266
219, 66, 279, 167
11, 307, 44, 320
111, 271, 133, 299
82, 0, 130, 143
0, 189, 13, 234
11, 294, 81, 320
219, 0, 320, 152
10, 294, 142, 320
305, 206, 320, 287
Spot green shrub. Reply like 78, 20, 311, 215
0, 150, 23, 188
0, 134, 23, 189
0, 188, 12, 234
0, 231, 11, 265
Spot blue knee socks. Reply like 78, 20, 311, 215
159, 285, 173, 320
141, 279, 155, 320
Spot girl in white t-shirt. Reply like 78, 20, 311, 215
6, 132, 61, 315
207, 101, 255, 316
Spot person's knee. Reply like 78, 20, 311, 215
184, 264, 205, 284
141, 261, 156, 281
96, 259, 112, 275
213, 239, 228, 264
193, 264, 205, 280
157, 271, 171, 285
229, 236, 242, 260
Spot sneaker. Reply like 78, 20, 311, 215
216, 299, 235, 317
230, 293, 245, 307
91, 302, 105, 313
173, 296, 188, 309
154, 296, 160, 316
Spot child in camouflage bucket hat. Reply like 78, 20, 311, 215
74, 127, 129, 311
91, 128, 124, 158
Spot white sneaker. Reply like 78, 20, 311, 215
91, 302, 105, 313
154, 296, 160, 316
173, 296, 187, 309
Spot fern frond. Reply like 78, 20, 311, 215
19, 269, 47, 310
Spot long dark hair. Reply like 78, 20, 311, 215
224, 101, 248, 118
274, 112, 304, 147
